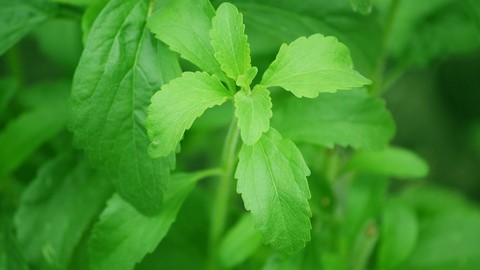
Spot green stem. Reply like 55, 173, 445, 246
370, 0, 401, 96
208, 117, 241, 270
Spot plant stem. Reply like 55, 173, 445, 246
208, 117, 240, 269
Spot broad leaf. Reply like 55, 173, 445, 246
261, 34, 370, 98
89, 172, 205, 270
0, 0, 56, 56
147, 0, 226, 81
70, 0, 181, 215
14, 153, 112, 269
346, 146, 429, 179
234, 85, 272, 145
210, 2, 252, 81
235, 128, 312, 254
218, 214, 263, 269
377, 200, 418, 270
147, 72, 230, 158
272, 90, 395, 150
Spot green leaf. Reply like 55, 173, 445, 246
218, 214, 263, 269
14, 153, 112, 269
350, 0, 372, 14
235, 128, 312, 254
346, 146, 429, 179
89, 172, 205, 270
147, 0, 226, 81
0, 100, 67, 178
210, 2, 252, 81
234, 85, 272, 145
272, 89, 395, 150
0, 0, 56, 56
261, 34, 370, 98
70, 0, 181, 215
147, 71, 230, 158
377, 200, 418, 270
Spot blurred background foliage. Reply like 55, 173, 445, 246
1, 0, 480, 269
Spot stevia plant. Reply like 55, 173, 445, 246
145, 1, 372, 255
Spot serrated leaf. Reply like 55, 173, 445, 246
346, 146, 429, 179
234, 85, 272, 145
0, 0, 56, 56
147, 0, 226, 81
14, 153, 112, 270
210, 2, 252, 81
70, 0, 181, 215
147, 71, 230, 158
261, 34, 370, 98
89, 172, 205, 270
235, 128, 312, 254
272, 89, 395, 150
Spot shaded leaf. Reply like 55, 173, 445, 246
89, 172, 206, 270
377, 200, 418, 270
14, 153, 112, 269
0, 0, 56, 56
218, 214, 263, 269
272, 90, 395, 150
350, 0, 372, 14
234, 2, 383, 77
399, 211, 480, 270
346, 146, 429, 179
0, 99, 67, 178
